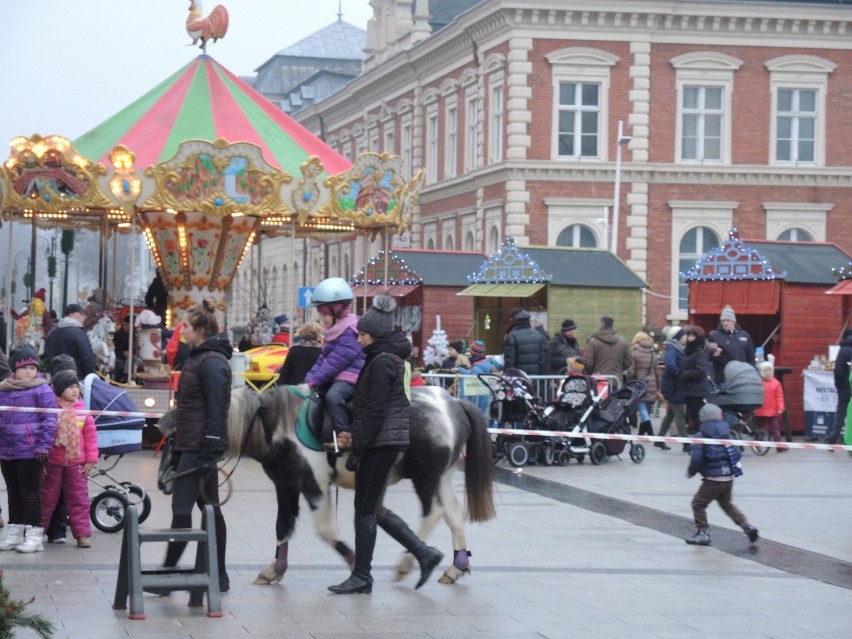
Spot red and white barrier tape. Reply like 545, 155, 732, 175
486, 427, 852, 452
0, 405, 165, 419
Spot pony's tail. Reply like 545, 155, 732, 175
158, 409, 177, 436
459, 401, 496, 523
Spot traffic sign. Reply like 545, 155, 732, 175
299, 287, 315, 308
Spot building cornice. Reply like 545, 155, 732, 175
418, 161, 852, 204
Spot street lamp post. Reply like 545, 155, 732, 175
610, 120, 632, 254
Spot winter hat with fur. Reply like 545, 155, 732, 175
52, 369, 80, 397
357, 294, 396, 338
10, 345, 40, 371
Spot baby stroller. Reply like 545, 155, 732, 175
83, 374, 152, 532
580, 379, 648, 464
478, 369, 559, 467
707, 361, 769, 456
541, 372, 612, 465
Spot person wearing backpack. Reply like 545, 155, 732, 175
685, 403, 758, 547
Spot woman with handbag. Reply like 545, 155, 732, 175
627, 331, 662, 444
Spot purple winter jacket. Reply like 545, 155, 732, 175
305, 314, 365, 388
0, 379, 58, 460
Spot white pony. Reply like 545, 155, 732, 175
88, 314, 116, 377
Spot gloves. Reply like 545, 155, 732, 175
35, 452, 49, 464
345, 452, 361, 473
197, 455, 217, 475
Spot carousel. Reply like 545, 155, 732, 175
1, 4, 422, 370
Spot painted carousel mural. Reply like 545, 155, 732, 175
1, 3, 422, 358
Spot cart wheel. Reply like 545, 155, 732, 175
630, 444, 646, 463
557, 450, 572, 466
574, 453, 585, 464
751, 428, 771, 456
508, 442, 529, 467
589, 442, 608, 465
90, 490, 130, 533
539, 443, 555, 466
120, 482, 152, 523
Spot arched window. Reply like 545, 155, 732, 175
488, 226, 500, 253
464, 230, 475, 251
679, 227, 720, 311
426, 237, 435, 250
445, 234, 455, 251
556, 224, 597, 248
777, 227, 814, 242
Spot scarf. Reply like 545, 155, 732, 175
54, 397, 82, 461
0, 377, 48, 392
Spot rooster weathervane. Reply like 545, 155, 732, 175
186, 1, 229, 54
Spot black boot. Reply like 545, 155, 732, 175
163, 514, 193, 567
379, 511, 444, 589
639, 420, 653, 436
329, 516, 375, 594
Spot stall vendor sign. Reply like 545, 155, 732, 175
803, 370, 837, 438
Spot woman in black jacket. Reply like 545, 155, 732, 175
163, 298, 232, 592
329, 295, 443, 595
676, 325, 714, 438
275, 322, 323, 385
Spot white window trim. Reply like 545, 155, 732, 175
423, 222, 437, 251
671, 52, 743, 166
544, 198, 610, 248
669, 201, 736, 320
764, 202, 831, 242
546, 48, 618, 161
400, 114, 413, 178
766, 55, 835, 168
485, 207, 503, 253
464, 89, 479, 172
489, 75, 504, 164
444, 97, 458, 179
426, 105, 439, 183
461, 211, 478, 252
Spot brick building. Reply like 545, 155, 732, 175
252, 0, 852, 331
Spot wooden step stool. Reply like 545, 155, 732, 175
113, 504, 222, 619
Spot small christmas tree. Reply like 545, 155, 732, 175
0, 570, 55, 638
422, 316, 449, 367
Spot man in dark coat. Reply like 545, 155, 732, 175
44, 304, 97, 377
145, 269, 168, 323
503, 308, 550, 375
549, 318, 580, 374
707, 306, 755, 387
828, 328, 852, 444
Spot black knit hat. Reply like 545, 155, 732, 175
51, 354, 78, 376
357, 294, 396, 338
561, 319, 577, 331
449, 340, 464, 353
10, 345, 40, 371
52, 369, 80, 397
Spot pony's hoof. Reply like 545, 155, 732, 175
253, 566, 284, 585
438, 566, 469, 584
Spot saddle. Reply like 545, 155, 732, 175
304, 388, 354, 450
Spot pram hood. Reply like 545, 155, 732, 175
83, 374, 144, 454
709, 361, 764, 409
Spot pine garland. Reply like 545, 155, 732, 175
0, 570, 55, 639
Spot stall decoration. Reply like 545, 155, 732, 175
682, 228, 787, 281
466, 236, 552, 284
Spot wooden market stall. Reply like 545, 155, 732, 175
457, 237, 647, 355
685, 229, 852, 434
350, 249, 485, 362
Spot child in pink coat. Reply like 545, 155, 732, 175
41, 370, 98, 547
754, 362, 786, 452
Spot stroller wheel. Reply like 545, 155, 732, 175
508, 442, 530, 467
539, 443, 555, 466
121, 482, 152, 523
630, 444, 646, 463
751, 428, 771, 456
589, 441, 608, 465
90, 490, 130, 533
557, 450, 573, 466
491, 440, 504, 465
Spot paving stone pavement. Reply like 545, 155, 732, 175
1, 427, 851, 638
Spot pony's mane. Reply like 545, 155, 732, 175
158, 385, 305, 459
227, 385, 303, 457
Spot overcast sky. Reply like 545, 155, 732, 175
0, 0, 373, 147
